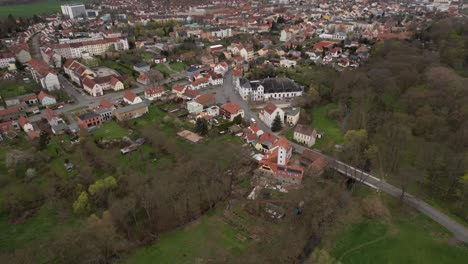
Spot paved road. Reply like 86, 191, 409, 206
223, 70, 468, 243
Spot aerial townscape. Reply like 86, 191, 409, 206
0, 0, 467, 263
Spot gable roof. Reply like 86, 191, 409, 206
37, 91, 55, 101
123, 90, 138, 102
294, 124, 316, 137
221, 102, 242, 114
262, 102, 279, 115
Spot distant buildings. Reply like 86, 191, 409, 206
236, 77, 303, 102
61, 3, 87, 20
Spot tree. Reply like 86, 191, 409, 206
88, 176, 118, 196
271, 115, 283, 132
233, 114, 243, 125
341, 129, 369, 169
193, 118, 208, 136
38, 132, 49, 150
73, 191, 90, 215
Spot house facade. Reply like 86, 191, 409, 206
293, 124, 317, 147
259, 102, 285, 128
78, 112, 102, 129
114, 102, 148, 121
221, 102, 244, 121
236, 77, 302, 102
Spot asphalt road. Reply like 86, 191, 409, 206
222, 70, 468, 243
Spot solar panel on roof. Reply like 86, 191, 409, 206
287, 168, 302, 174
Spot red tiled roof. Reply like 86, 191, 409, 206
18, 116, 29, 127
99, 99, 113, 109
262, 102, 278, 115
145, 86, 165, 96
194, 93, 215, 106
221, 102, 242, 115
0, 107, 20, 117
123, 90, 137, 102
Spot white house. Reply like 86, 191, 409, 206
280, 59, 297, 68
209, 72, 223, 86
82, 77, 103, 97
293, 124, 317, 147
37, 91, 57, 106
237, 78, 303, 102
123, 90, 143, 105
187, 101, 203, 114
144, 86, 165, 101
259, 102, 285, 128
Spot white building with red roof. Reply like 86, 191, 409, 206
144, 86, 165, 101
221, 102, 244, 121
123, 90, 142, 105
37, 91, 57, 106
29, 59, 60, 91
259, 102, 284, 128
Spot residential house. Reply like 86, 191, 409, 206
114, 102, 148, 121
0, 120, 19, 133
123, 90, 142, 105
82, 77, 103, 97
280, 59, 297, 68
37, 91, 57, 106
190, 77, 209, 90
221, 102, 244, 121
285, 108, 300, 126
144, 86, 165, 101
244, 123, 264, 144
136, 72, 150, 85
255, 132, 278, 153
0, 53, 16, 68
257, 163, 304, 185
10, 44, 31, 63
194, 93, 216, 107
77, 112, 102, 129
18, 116, 34, 132
153, 54, 167, 64
0, 107, 21, 122
63, 59, 96, 86
293, 124, 317, 147
187, 101, 203, 114
45, 108, 67, 134
259, 102, 285, 128
95, 107, 113, 122
209, 72, 223, 86
29, 59, 60, 91
172, 84, 186, 96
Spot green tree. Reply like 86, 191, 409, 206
73, 191, 90, 215
233, 114, 243, 125
193, 118, 208, 136
38, 132, 49, 150
271, 115, 283, 132
88, 176, 118, 196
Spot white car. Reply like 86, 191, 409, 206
57, 105, 64, 109
250, 118, 256, 123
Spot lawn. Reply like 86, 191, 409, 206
169, 62, 187, 72
0, 80, 40, 99
100, 60, 135, 76
0, 205, 57, 252
311, 103, 344, 150
0, 0, 74, 18
122, 209, 248, 264
325, 197, 468, 264
92, 121, 130, 140
153, 64, 174, 76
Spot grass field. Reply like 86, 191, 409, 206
92, 121, 130, 140
311, 103, 344, 150
153, 64, 174, 76
0, 0, 73, 18
323, 195, 468, 264
0, 205, 57, 252
0, 80, 40, 99
122, 209, 248, 264
169, 62, 187, 72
